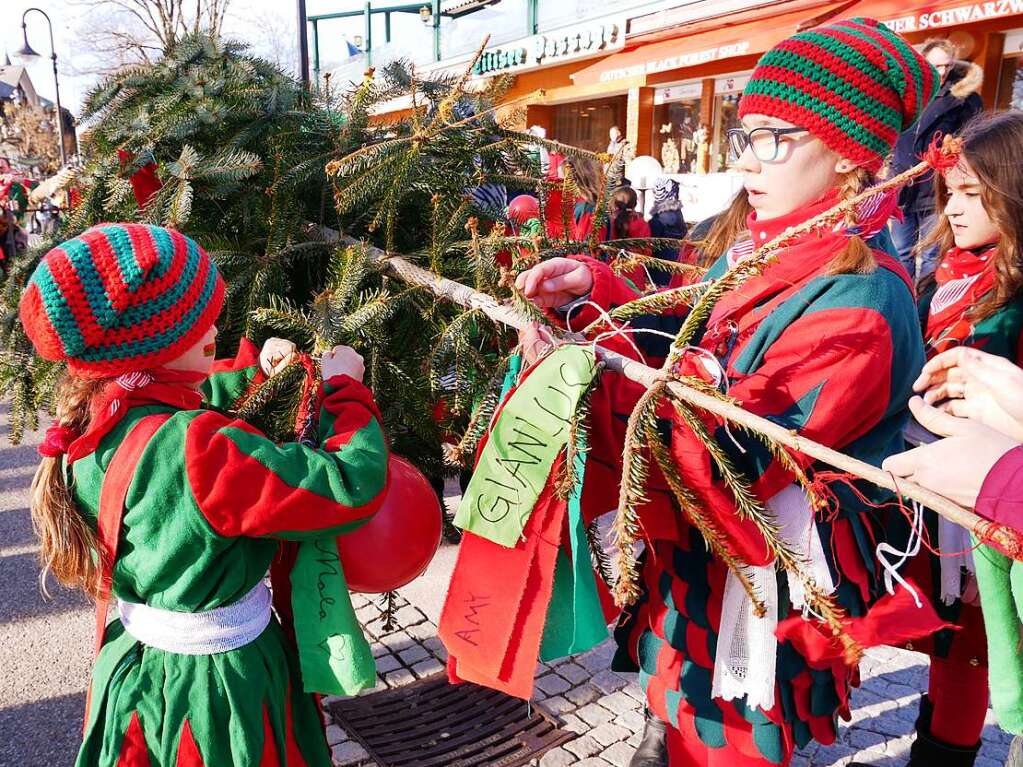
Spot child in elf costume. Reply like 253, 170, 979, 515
21, 223, 389, 766
879, 110, 1023, 767
516, 18, 945, 767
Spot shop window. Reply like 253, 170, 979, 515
996, 54, 1023, 110
653, 98, 702, 174
550, 96, 627, 153
711, 93, 741, 173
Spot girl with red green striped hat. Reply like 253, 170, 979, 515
21, 223, 389, 766
515, 17, 943, 767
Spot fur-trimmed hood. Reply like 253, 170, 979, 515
948, 60, 983, 100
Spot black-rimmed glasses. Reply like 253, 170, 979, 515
727, 126, 808, 162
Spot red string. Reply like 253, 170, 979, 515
809, 470, 982, 559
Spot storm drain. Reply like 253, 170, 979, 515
326, 673, 577, 767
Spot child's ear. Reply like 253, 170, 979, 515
835, 158, 857, 174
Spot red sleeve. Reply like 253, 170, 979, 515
977, 446, 1023, 532
669, 305, 898, 564
186, 376, 389, 540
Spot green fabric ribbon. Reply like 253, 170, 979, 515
973, 537, 1023, 734
455, 345, 597, 548
540, 430, 609, 660
291, 539, 376, 696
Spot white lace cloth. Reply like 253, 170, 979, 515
118, 580, 272, 655
711, 484, 835, 712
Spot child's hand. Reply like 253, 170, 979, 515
882, 397, 1019, 508
518, 322, 558, 366
321, 346, 365, 382
260, 337, 299, 376
515, 258, 593, 308
915, 347, 1023, 442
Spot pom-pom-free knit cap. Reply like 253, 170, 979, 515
20, 223, 224, 379
739, 17, 940, 172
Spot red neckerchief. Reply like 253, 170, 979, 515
700, 189, 905, 358
925, 245, 998, 356
66, 368, 206, 464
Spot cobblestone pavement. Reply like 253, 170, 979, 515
327, 591, 1014, 767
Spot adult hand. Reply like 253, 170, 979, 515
882, 396, 1019, 508
914, 347, 1023, 442
321, 346, 365, 383
260, 337, 299, 376
514, 257, 593, 309
518, 322, 558, 366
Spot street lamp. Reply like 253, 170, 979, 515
14, 8, 67, 166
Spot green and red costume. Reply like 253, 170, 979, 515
562, 191, 944, 766
71, 342, 389, 766
19, 224, 390, 767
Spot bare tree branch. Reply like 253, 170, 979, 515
69, 0, 234, 75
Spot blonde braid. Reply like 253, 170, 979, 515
827, 168, 877, 275
31, 374, 110, 598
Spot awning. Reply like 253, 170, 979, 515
572, 0, 1023, 88
571, 0, 851, 87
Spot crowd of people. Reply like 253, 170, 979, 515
18, 14, 1023, 767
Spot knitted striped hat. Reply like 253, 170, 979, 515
20, 223, 224, 379
739, 17, 939, 172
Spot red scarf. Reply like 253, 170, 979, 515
925, 245, 998, 356
66, 368, 206, 464
700, 189, 907, 357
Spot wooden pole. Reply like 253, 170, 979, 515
323, 230, 1023, 558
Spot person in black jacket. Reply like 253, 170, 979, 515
890, 38, 984, 283
647, 176, 688, 287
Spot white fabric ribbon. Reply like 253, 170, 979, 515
712, 484, 835, 712
118, 580, 272, 655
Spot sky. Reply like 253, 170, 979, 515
0, 0, 395, 115
0, 0, 658, 116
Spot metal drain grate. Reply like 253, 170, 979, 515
326, 673, 576, 767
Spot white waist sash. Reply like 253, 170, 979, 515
118, 581, 272, 655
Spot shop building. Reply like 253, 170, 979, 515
339, 0, 1023, 218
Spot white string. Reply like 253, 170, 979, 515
875, 499, 924, 608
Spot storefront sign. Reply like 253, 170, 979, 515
883, 0, 1023, 33
473, 18, 625, 76
714, 73, 750, 95
654, 81, 703, 104
599, 40, 751, 83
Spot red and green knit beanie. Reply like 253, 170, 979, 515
739, 17, 940, 172
19, 223, 224, 379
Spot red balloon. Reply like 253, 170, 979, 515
337, 455, 443, 593
507, 194, 540, 224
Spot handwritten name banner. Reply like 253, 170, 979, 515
291, 538, 376, 695
455, 345, 597, 547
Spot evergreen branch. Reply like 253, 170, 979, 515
611, 380, 664, 606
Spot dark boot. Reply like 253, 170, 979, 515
848, 696, 979, 767
628, 708, 668, 767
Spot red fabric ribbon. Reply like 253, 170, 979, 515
38, 423, 82, 457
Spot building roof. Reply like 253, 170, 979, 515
0, 65, 26, 89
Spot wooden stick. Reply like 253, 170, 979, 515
321, 229, 1023, 559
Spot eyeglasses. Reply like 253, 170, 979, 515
727, 126, 808, 162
